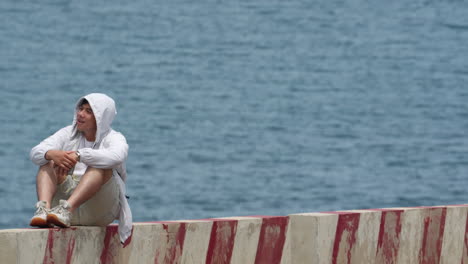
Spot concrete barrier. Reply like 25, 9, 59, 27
1, 205, 468, 263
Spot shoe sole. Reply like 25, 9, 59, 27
47, 214, 70, 228
30, 217, 49, 228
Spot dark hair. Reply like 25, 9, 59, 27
79, 98, 89, 107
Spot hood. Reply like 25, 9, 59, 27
72, 93, 117, 144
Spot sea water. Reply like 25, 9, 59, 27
1, 0, 468, 229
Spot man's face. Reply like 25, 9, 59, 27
76, 103, 97, 134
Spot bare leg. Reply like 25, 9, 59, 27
67, 168, 113, 212
36, 162, 67, 209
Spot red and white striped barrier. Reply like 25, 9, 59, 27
1, 205, 468, 263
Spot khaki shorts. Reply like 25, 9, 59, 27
52, 174, 120, 226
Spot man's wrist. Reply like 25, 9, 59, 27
75, 150, 81, 162
44, 150, 51, 160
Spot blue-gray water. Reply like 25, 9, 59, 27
1, 0, 468, 229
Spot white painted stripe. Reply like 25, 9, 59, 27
350, 210, 381, 264
440, 206, 468, 264
229, 217, 262, 264
72, 226, 106, 264
0, 230, 19, 264
285, 213, 339, 264
17, 229, 49, 264
396, 208, 425, 264
179, 220, 213, 264
128, 224, 161, 263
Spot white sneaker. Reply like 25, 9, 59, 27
30, 201, 50, 227
47, 200, 72, 228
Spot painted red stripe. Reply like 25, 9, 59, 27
43, 228, 77, 264
100, 224, 134, 264
375, 209, 403, 264
434, 208, 447, 264
154, 223, 187, 264
205, 220, 238, 264
100, 225, 120, 264
254, 216, 288, 264
66, 236, 76, 264
420, 207, 447, 264
43, 229, 55, 264
331, 212, 360, 264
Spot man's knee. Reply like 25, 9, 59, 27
86, 167, 113, 176
39, 161, 54, 171
38, 161, 67, 185
85, 167, 113, 183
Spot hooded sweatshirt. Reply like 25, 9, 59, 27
30, 93, 132, 243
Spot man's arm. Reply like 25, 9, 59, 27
45, 150, 79, 171
78, 132, 128, 169
30, 126, 73, 166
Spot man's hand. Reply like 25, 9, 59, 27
45, 150, 78, 170
54, 165, 69, 179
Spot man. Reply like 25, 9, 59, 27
29, 93, 132, 243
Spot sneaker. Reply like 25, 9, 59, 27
30, 201, 50, 227
47, 200, 72, 228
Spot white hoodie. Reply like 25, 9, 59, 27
30, 93, 132, 244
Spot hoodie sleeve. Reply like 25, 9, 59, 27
30, 126, 73, 166
78, 131, 128, 169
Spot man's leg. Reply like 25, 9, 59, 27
31, 162, 67, 227
66, 168, 113, 213
36, 162, 67, 209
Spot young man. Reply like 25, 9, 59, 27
29, 93, 132, 243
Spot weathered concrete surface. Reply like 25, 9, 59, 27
1, 205, 468, 263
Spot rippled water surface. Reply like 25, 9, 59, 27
1, 0, 468, 228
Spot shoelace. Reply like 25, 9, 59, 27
51, 204, 70, 217
35, 206, 48, 215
